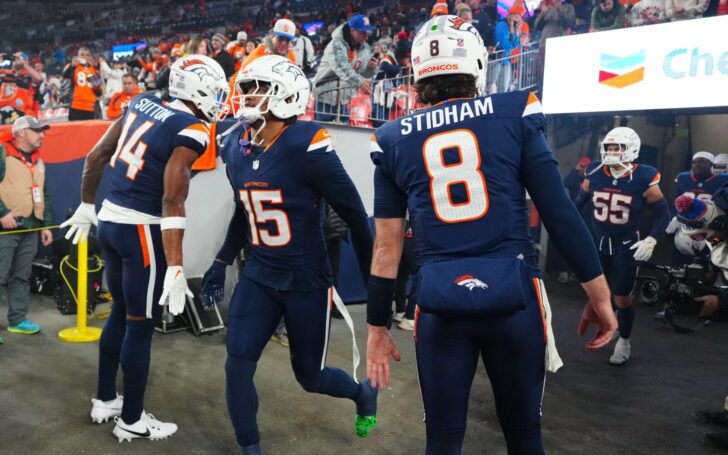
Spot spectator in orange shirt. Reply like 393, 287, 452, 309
106, 74, 141, 120
227, 31, 249, 72
0, 52, 43, 124
62, 47, 103, 121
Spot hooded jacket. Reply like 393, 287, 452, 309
314, 23, 377, 106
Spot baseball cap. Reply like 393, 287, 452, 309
237, 31, 248, 41
349, 14, 375, 32
12, 116, 49, 135
693, 151, 715, 163
273, 19, 296, 40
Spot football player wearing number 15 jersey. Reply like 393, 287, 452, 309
578, 128, 670, 366
62, 55, 230, 442
366, 15, 617, 455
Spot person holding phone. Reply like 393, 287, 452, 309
63, 47, 103, 121
0, 52, 43, 124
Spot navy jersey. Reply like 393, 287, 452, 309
674, 172, 728, 204
221, 121, 371, 291
585, 162, 660, 239
372, 92, 547, 266
105, 93, 209, 217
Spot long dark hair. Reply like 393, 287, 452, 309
415, 74, 477, 105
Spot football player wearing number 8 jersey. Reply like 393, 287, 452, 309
62, 55, 230, 442
366, 15, 617, 455
200, 55, 377, 454
578, 127, 670, 365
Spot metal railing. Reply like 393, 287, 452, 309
311, 42, 541, 128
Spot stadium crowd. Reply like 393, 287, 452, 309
0, 0, 724, 125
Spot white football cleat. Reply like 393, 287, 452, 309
112, 412, 178, 442
90, 395, 123, 423
609, 337, 631, 365
393, 312, 405, 323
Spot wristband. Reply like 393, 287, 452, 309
160, 217, 186, 231
367, 275, 396, 328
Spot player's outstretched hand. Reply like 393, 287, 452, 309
60, 203, 97, 244
200, 261, 226, 310
578, 275, 617, 351
367, 325, 401, 389
159, 266, 193, 315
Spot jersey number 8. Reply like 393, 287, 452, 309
422, 129, 489, 223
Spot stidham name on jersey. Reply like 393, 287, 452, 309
133, 98, 176, 123
400, 97, 494, 136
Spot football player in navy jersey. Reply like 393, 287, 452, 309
365, 15, 616, 455
199, 55, 376, 455
61, 55, 230, 442
666, 151, 728, 264
578, 127, 671, 365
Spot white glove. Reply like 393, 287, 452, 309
630, 236, 657, 262
159, 266, 193, 315
60, 202, 98, 244
665, 216, 680, 234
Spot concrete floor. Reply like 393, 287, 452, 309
1, 279, 727, 455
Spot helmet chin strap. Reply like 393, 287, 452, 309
609, 161, 634, 179
236, 94, 271, 146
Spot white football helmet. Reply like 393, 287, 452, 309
600, 127, 641, 166
232, 55, 310, 144
411, 15, 488, 96
714, 153, 728, 174
168, 54, 229, 123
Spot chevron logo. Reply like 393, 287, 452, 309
599, 51, 646, 88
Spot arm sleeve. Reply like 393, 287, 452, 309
574, 189, 591, 212
215, 200, 248, 265
647, 198, 670, 239
522, 132, 603, 282
373, 166, 408, 218
304, 149, 373, 283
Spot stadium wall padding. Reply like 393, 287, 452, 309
0, 120, 375, 303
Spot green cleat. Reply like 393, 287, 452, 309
355, 415, 377, 438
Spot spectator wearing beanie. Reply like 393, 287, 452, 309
211, 32, 236, 79
591, 0, 626, 30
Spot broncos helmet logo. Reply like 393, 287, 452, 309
447, 17, 483, 44
454, 275, 489, 291
180, 58, 219, 84
272, 61, 304, 81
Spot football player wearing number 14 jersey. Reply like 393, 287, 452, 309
578, 127, 670, 365
366, 15, 617, 455
62, 55, 230, 442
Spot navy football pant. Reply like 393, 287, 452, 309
96, 221, 165, 423
599, 244, 637, 297
415, 286, 546, 455
226, 276, 361, 447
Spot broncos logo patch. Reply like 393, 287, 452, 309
272, 61, 304, 80
180, 59, 219, 84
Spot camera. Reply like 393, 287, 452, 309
635, 258, 725, 333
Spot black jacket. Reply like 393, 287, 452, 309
213, 50, 236, 80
